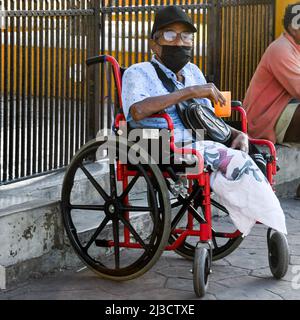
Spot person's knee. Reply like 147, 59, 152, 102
284, 105, 300, 143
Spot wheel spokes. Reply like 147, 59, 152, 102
83, 216, 110, 252
119, 175, 139, 200
69, 204, 105, 211
187, 204, 206, 224
80, 164, 109, 201
171, 187, 202, 230
112, 218, 120, 269
119, 215, 148, 251
122, 206, 153, 212
109, 164, 117, 198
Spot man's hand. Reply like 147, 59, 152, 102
231, 130, 249, 153
189, 83, 226, 106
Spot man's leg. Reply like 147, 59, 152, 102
201, 141, 287, 236
283, 104, 300, 143
283, 104, 300, 199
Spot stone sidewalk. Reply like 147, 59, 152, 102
0, 198, 299, 300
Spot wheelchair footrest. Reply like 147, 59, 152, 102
95, 239, 110, 247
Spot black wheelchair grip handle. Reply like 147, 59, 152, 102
86, 55, 106, 66
231, 101, 242, 107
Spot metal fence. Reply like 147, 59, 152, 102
0, 0, 275, 184
0, 0, 97, 184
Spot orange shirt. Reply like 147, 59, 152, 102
243, 32, 300, 143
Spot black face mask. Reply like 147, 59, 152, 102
158, 45, 193, 73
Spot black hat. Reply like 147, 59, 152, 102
151, 6, 197, 38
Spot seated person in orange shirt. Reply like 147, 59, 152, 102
244, 3, 300, 146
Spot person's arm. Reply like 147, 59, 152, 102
131, 83, 226, 121
269, 50, 300, 99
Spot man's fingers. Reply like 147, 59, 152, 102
208, 87, 219, 105
218, 91, 227, 106
231, 138, 239, 149
210, 85, 226, 106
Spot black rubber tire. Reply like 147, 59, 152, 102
193, 247, 211, 298
61, 138, 171, 281
268, 231, 290, 279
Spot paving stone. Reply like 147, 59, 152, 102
290, 255, 300, 265
165, 255, 193, 267
3, 289, 120, 300
250, 266, 294, 282
285, 220, 300, 234
280, 199, 300, 221
165, 277, 194, 292
209, 265, 249, 282
216, 274, 292, 296
224, 250, 269, 270
156, 266, 193, 280
237, 237, 268, 250
213, 287, 282, 300
287, 235, 300, 245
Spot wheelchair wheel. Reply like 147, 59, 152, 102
267, 229, 289, 279
193, 247, 211, 298
166, 179, 243, 261
61, 138, 171, 281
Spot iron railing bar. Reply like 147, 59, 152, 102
134, 0, 138, 64
115, 0, 120, 65
202, 0, 207, 74
26, 0, 33, 176
0, 0, 2, 182
38, 0, 44, 173
121, 0, 125, 67
43, 0, 50, 172
2, 1, 7, 180
54, 0, 60, 168
80, 1, 86, 148
64, 0, 71, 165
14, 0, 21, 179
99, 0, 106, 132
70, 0, 76, 160
141, 0, 146, 62
20, 0, 27, 178
107, 0, 113, 130
75, 0, 81, 154
8, 0, 15, 181
32, 0, 38, 175
48, 0, 55, 170
59, 0, 66, 167
128, 0, 133, 66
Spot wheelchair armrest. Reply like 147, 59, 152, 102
249, 138, 277, 176
231, 104, 248, 134
148, 114, 205, 176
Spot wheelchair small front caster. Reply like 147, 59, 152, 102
267, 229, 289, 279
193, 247, 211, 298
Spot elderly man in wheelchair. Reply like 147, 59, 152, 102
61, 6, 290, 298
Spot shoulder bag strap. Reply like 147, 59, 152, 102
150, 61, 191, 129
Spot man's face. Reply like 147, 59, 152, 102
150, 22, 194, 58
288, 25, 300, 45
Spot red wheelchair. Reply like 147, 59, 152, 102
61, 55, 289, 297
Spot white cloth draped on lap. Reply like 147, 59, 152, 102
191, 141, 287, 237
